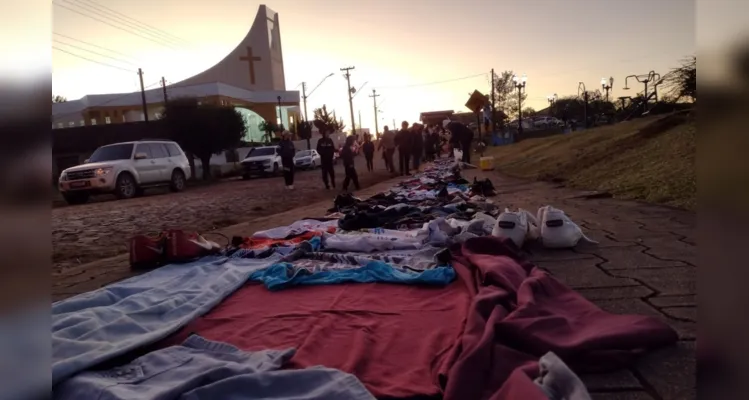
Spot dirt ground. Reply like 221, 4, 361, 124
52, 155, 394, 273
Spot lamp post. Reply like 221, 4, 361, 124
600, 77, 614, 102
301, 72, 334, 122
578, 82, 589, 129
512, 73, 527, 135
623, 71, 659, 113
547, 93, 558, 116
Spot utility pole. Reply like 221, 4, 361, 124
340, 66, 356, 135
490, 68, 496, 132
358, 109, 362, 133
301, 82, 308, 121
393, 118, 396, 129
160, 77, 169, 107
369, 89, 380, 135
138, 68, 149, 123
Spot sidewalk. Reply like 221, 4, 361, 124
52, 167, 695, 399
464, 168, 695, 400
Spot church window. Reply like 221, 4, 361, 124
105, 116, 111, 124
91, 119, 97, 125
68, 121, 75, 127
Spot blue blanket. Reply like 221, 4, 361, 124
250, 261, 455, 291
52, 255, 281, 385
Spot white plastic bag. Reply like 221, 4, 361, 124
537, 205, 597, 248
491, 208, 539, 248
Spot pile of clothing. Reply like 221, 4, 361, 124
52, 159, 678, 400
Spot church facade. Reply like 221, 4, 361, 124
52, 5, 301, 143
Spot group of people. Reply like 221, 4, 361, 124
276, 118, 476, 192
377, 119, 474, 176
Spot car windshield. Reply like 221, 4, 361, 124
88, 143, 134, 162
296, 150, 312, 157
246, 147, 276, 157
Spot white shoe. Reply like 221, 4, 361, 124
491, 208, 538, 248
537, 205, 597, 248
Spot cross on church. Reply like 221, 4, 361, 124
239, 46, 261, 85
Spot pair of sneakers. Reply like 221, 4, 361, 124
129, 229, 223, 270
492, 206, 597, 248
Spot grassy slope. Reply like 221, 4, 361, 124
485, 112, 696, 210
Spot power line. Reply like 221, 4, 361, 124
374, 72, 488, 90
72, 0, 189, 45
53, 39, 137, 66
53, 32, 141, 63
53, 46, 136, 73
64, 0, 188, 47
52, 2, 181, 50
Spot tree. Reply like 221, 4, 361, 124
258, 120, 278, 144
298, 120, 313, 149
52, 95, 67, 103
661, 55, 696, 102
161, 97, 246, 180
488, 70, 527, 120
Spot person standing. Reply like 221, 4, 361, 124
362, 134, 375, 172
411, 123, 424, 171
395, 121, 412, 176
316, 127, 336, 189
278, 131, 296, 189
444, 119, 474, 164
378, 126, 396, 173
341, 135, 360, 191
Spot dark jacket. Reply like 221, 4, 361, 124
411, 130, 424, 155
394, 128, 412, 150
341, 145, 355, 168
316, 137, 336, 161
278, 140, 295, 166
446, 122, 473, 145
362, 141, 375, 156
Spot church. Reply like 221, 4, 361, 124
52, 4, 301, 143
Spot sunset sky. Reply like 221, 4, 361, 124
52, 0, 697, 130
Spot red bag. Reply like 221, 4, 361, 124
164, 229, 222, 263
129, 233, 167, 270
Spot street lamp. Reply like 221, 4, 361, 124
302, 72, 334, 121
601, 77, 614, 102
547, 93, 558, 115
623, 71, 660, 112
512, 73, 527, 134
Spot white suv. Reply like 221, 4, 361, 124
533, 117, 564, 129
240, 146, 283, 179
58, 140, 191, 205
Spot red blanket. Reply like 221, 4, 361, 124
165, 280, 471, 398
444, 237, 679, 400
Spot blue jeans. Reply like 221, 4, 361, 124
55, 335, 375, 400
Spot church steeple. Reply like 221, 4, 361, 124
175, 5, 286, 91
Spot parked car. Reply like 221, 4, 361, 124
58, 140, 191, 205
533, 116, 564, 129
293, 149, 322, 169
240, 146, 282, 179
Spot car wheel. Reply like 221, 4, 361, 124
114, 172, 137, 199
62, 191, 90, 205
170, 170, 186, 192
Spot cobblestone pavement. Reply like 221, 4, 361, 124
52, 155, 392, 274
465, 170, 696, 400
53, 165, 695, 399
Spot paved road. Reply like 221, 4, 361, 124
52, 165, 695, 399
52, 155, 392, 273
462, 169, 696, 400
